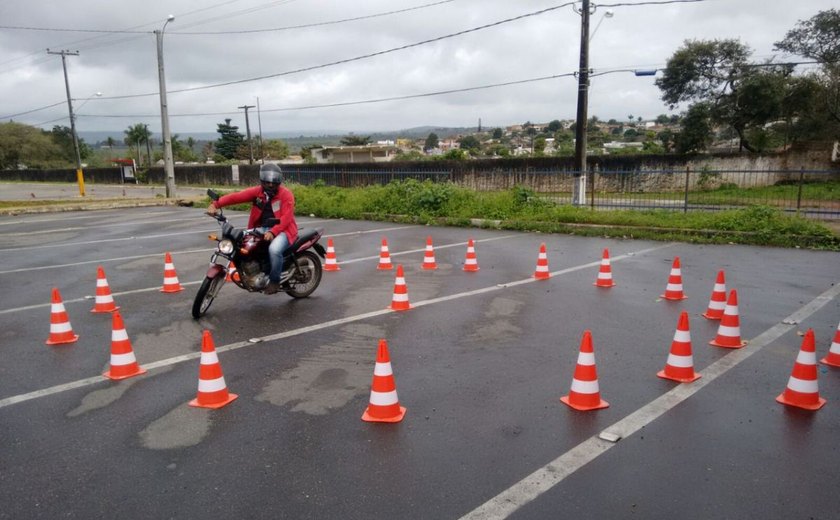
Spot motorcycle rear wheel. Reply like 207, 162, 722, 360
192, 274, 224, 318
286, 250, 322, 298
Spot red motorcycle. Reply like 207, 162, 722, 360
192, 189, 326, 319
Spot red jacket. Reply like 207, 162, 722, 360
216, 185, 298, 243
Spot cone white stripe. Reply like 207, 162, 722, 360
164, 263, 175, 269
795, 351, 817, 365
163, 276, 180, 284
673, 330, 691, 342
666, 353, 694, 368
200, 351, 220, 365
717, 325, 741, 336
112, 329, 129, 342
97, 279, 108, 287
95, 294, 115, 304
51, 322, 72, 333
576, 352, 595, 365
51, 303, 67, 313
369, 390, 399, 406
725, 305, 739, 315
396, 276, 406, 284
373, 362, 393, 376
786, 376, 818, 394
670, 268, 680, 276
707, 300, 726, 310
392, 294, 409, 303
713, 283, 725, 291
598, 272, 612, 280
198, 377, 227, 393
110, 352, 138, 365
666, 283, 683, 291
570, 379, 599, 394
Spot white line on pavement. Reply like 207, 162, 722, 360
458, 281, 840, 520
0, 242, 674, 408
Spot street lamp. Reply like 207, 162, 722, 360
589, 9, 614, 41
155, 14, 176, 198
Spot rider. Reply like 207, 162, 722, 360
206, 163, 298, 294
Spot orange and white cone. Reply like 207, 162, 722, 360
657, 311, 701, 383
534, 243, 550, 280
389, 264, 411, 311
819, 319, 840, 367
776, 329, 826, 410
362, 339, 406, 423
421, 236, 438, 270
189, 330, 238, 409
323, 238, 340, 271
91, 265, 120, 313
225, 261, 240, 282
661, 257, 687, 300
560, 330, 609, 411
103, 310, 147, 380
593, 248, 615, 288
46, 287, 79, 345
702, 270, 727, 320
710, 289, 747, 349
160, 252, 184, 293
377, 238, 393, 270
463, 239, 480, 272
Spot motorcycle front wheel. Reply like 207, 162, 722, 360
192, 274, 224, 318
286, 250, 322, 299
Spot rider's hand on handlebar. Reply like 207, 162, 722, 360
264, 231, 275, 241
206, 203, 218, 216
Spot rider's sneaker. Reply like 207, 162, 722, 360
264, 281, 282, 295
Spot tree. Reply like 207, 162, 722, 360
547, 120, 562, 132
0, 122, 63, 169
458, 135, 481, 154
124, 123, 150, 167
533, 136, 547, 155
424, 132, 439, 151
775, 9, 840, 65
261, 139, 290, 160
492, 127, 504, 139
50, 125, 92, 163
674, 103, 713, 154
214, 119, 245, 160
655, 114, 670, 124
339, 134, 371, 146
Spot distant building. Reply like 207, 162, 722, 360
309, 145, 398, 163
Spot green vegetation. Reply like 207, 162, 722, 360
269, 180, 838, 250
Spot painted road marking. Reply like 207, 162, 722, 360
458, 281, 840, 520
0, 243, 673, 407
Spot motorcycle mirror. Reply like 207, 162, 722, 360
207, 189, 220, 201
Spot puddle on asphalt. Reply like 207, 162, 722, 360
138, 405, 211, 450
469, 296, 524, 343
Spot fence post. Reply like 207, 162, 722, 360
796, 167, 804, 215
589, 167, 596, 209
683, 166, 690, 214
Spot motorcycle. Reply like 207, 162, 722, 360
192, 189, 326, 319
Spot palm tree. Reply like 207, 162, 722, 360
124, 124, 151, 167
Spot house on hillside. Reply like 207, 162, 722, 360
309, 145, 399, 163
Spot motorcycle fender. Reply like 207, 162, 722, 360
205, 264, 226, 278
312, 242, 326, 258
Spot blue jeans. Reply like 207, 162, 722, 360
258, 228, 290, 283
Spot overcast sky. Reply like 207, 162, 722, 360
0, 0, 835, 138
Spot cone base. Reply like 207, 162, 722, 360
421, 264, 437, 270
377, 264, 394, 270
560, 395, 609, 411
362, 406, 406, 423
323, 265, 340, 271
534, 273, 550, 280
660, 294, 687, 300
657, 369, 701, 383
820, 355, 840, 367
189, 393, 239, 409
389, 303, 412, 312
701, 311, 723, 320
103, 366, 147, 381
161, 286, 184, 293
91, 305, 120, 313
710, 339, 747, 349
463, 266, 479, 272
46, 334, 79, 346
775, 393, 826, 410
594, 281, 615, 288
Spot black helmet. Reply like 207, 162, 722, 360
259, 163, 283, 184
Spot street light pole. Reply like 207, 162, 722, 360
572, 0, 592, 206
47, 49, 85, 197
238, 104, 256, 164
155, 15, 176, 198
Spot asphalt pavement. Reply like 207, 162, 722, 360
0, 205, 838, 519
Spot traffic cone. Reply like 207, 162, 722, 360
593, 248, 615, 288
660, 257, 687, 300
657, 311, 701, 383
103, 310, 146, 380
389, 264, 411, 311
534, 243, 550, 280
702, 270, 727, 320
189, 330, 238, 409
776, 329, 826, 410
560, 330, 609, 411
421, 236, 438, 270
819, 319, 840, 367
323, 238, 340, 271
709, 289, 747, 349
45, 287, 79, 345
225, 261, 240, 282
463, 239, 480, 272
362, 339, 406, 423
91, 265, 120, 313
160, 252, 184, 293
377, 238, 393, 270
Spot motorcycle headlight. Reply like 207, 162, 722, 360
218, 239, 235, 255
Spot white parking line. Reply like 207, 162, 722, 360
0, 243, 674, 408
458, 281, 840, 520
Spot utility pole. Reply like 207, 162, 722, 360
256, 97, 264, 163
572, 0, 592, 206
47, 49, 85, 197
155, 15, 176, 198
238, 104, 256, 164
